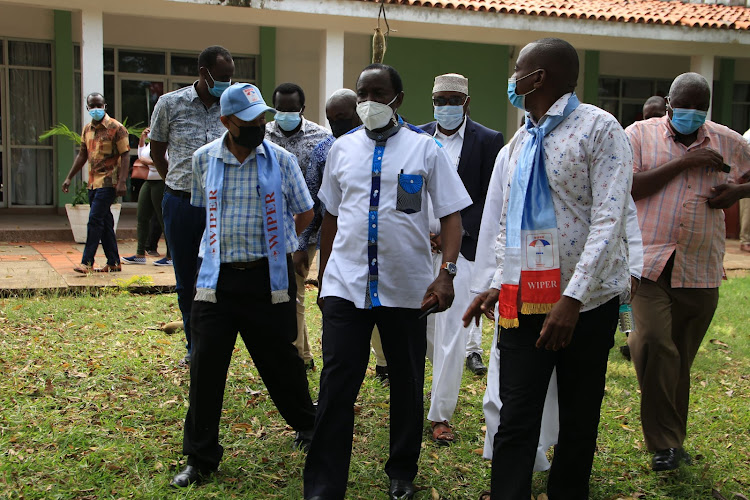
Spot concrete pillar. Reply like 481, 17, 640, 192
80, 8, 104, 182
583, 50, 600, 106
54, 10, 75, 207
320, 29, 345, 126
507, 45, 525, 137
690, 55, 715, 119
259, 27, 276, 98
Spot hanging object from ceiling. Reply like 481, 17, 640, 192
372, 0, 394, 64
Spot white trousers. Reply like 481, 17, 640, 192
426, 253, 482, 423
482, 321, 559, 471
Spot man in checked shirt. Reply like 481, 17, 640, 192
626, 72, 750, 472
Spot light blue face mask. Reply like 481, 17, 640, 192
88, 108, 106, 121
434, 105, 465, 131
507, 69, 541, 111
669, 107, 707, 135
275, 111, 302, 132
206, 68, 231, 98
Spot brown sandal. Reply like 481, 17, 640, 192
478, 492, 491, 500
73, 264, 94, 274
95, 264, 122, 273
430, 421, 455, 446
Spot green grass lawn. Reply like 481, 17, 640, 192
1, 278, 748, 499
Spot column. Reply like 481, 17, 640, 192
583, 50, 600, 106
690, 55, 715, 120
80, 7, 104, 183
507, 45, 525, 137
54, 10, 75, 207
319, 29, 345, 125
259, 26, 276, 97
716, 58, 735, 127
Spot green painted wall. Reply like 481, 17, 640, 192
54, 10, 75, 207
716, 58, 735, 127
259, 27, 276, 98
583, 50, 599, 105
382, 37, 509, 135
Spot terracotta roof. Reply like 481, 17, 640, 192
355, 0, 750, 31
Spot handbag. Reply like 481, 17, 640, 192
131, 159, 150, 180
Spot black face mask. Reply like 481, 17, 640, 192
329, 119, 357, 138
232, 124, 264, 150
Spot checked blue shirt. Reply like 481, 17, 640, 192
191, 132, 313, 262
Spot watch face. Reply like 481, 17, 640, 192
446, 262, 457, 275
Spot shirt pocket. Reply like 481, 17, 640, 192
396, 172, 423, 214
99, 140, 113, 156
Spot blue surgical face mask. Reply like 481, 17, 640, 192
274, 111, 302, 132
88, 108, 106, 121
206, 68, 231, 98
669, 107, 707, 135
507, 69, 541, 111
434, 105, 465, 131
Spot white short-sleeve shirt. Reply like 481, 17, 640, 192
319, 125, 472, 309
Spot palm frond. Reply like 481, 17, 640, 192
38, 123, 82, 146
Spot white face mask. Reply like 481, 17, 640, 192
356, 95, 398, 131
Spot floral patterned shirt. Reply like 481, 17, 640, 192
81, 114, 130, 189
489, 93, 632, 311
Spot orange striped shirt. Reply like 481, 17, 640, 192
81, 114, 130, 189
625, 116, 750, 288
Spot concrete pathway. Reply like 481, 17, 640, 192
0, 236, 746, 293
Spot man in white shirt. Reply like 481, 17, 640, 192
418, 73, 504, 446
464, 38, 632, 499
303, 64, 472, 500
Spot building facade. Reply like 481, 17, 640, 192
0, 0, 748, 211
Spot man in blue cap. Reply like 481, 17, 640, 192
171, 82, 317, 488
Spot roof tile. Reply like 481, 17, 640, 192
354, 0, 750, 30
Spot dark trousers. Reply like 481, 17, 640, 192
629, 259, 718, 451
82, 187, 119, 266
136, 180, 168, 257
183, 263, 316, 470
162, 190, 205, 353
491, 298, 618, 500
304, 297, 427, 500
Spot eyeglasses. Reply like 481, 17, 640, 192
432, 96, 468, 107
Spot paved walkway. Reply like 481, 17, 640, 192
0, 234, 748, 293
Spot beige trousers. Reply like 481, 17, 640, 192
294, 246, 318, 363
740, 198, 750, 245
629, 258, 718, 451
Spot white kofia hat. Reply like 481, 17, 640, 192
432, 73, 469, 94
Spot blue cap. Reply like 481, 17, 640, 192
220, 83, 275, 122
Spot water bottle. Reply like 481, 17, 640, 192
619, 303, 634, 335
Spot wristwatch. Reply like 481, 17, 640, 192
440, 262, 457, 277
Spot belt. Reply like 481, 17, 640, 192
165, 186, 191, 199
221, 259, 268, 270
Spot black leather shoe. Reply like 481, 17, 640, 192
170, 465, 212, 488
293, 429, 313, 452
466, 353, 487, 376
652, 448, 691, 471
305, 359, 315, 372
375, 365, 389, 385
389, 479, 416, 499
619, 344, 631, 361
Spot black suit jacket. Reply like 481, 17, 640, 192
420, 117, 504, 261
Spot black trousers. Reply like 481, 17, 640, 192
304, 297, 427, 500
491, 298, 618, 500
182, 262, 316, 470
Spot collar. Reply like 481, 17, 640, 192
364, 115, 403, 142
530, 92, 574, 127
90, 113, 112, 129
661, 114, 709, 147
434, 116, 466, 141
211, 131, 266, 166
189, 81, 200, 101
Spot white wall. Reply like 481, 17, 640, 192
276, 27, 323, 124
102, 14, 259, 55
0, 4, 53, 40
344, 33, 370, 91
600, 51, 690, 79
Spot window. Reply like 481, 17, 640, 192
598, 76, 671, 129
0, 39, 54, 207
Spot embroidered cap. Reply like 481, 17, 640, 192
432, 73, 469, 95
220, 83, 276, 122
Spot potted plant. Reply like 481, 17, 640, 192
40, 120, 143, 243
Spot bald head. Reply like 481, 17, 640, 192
643, 96, 666, 120
668, 72, 711, 111
522, 38, 579, 92
326, 88, 360, 138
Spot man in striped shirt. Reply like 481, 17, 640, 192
625, 72, 750, 472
